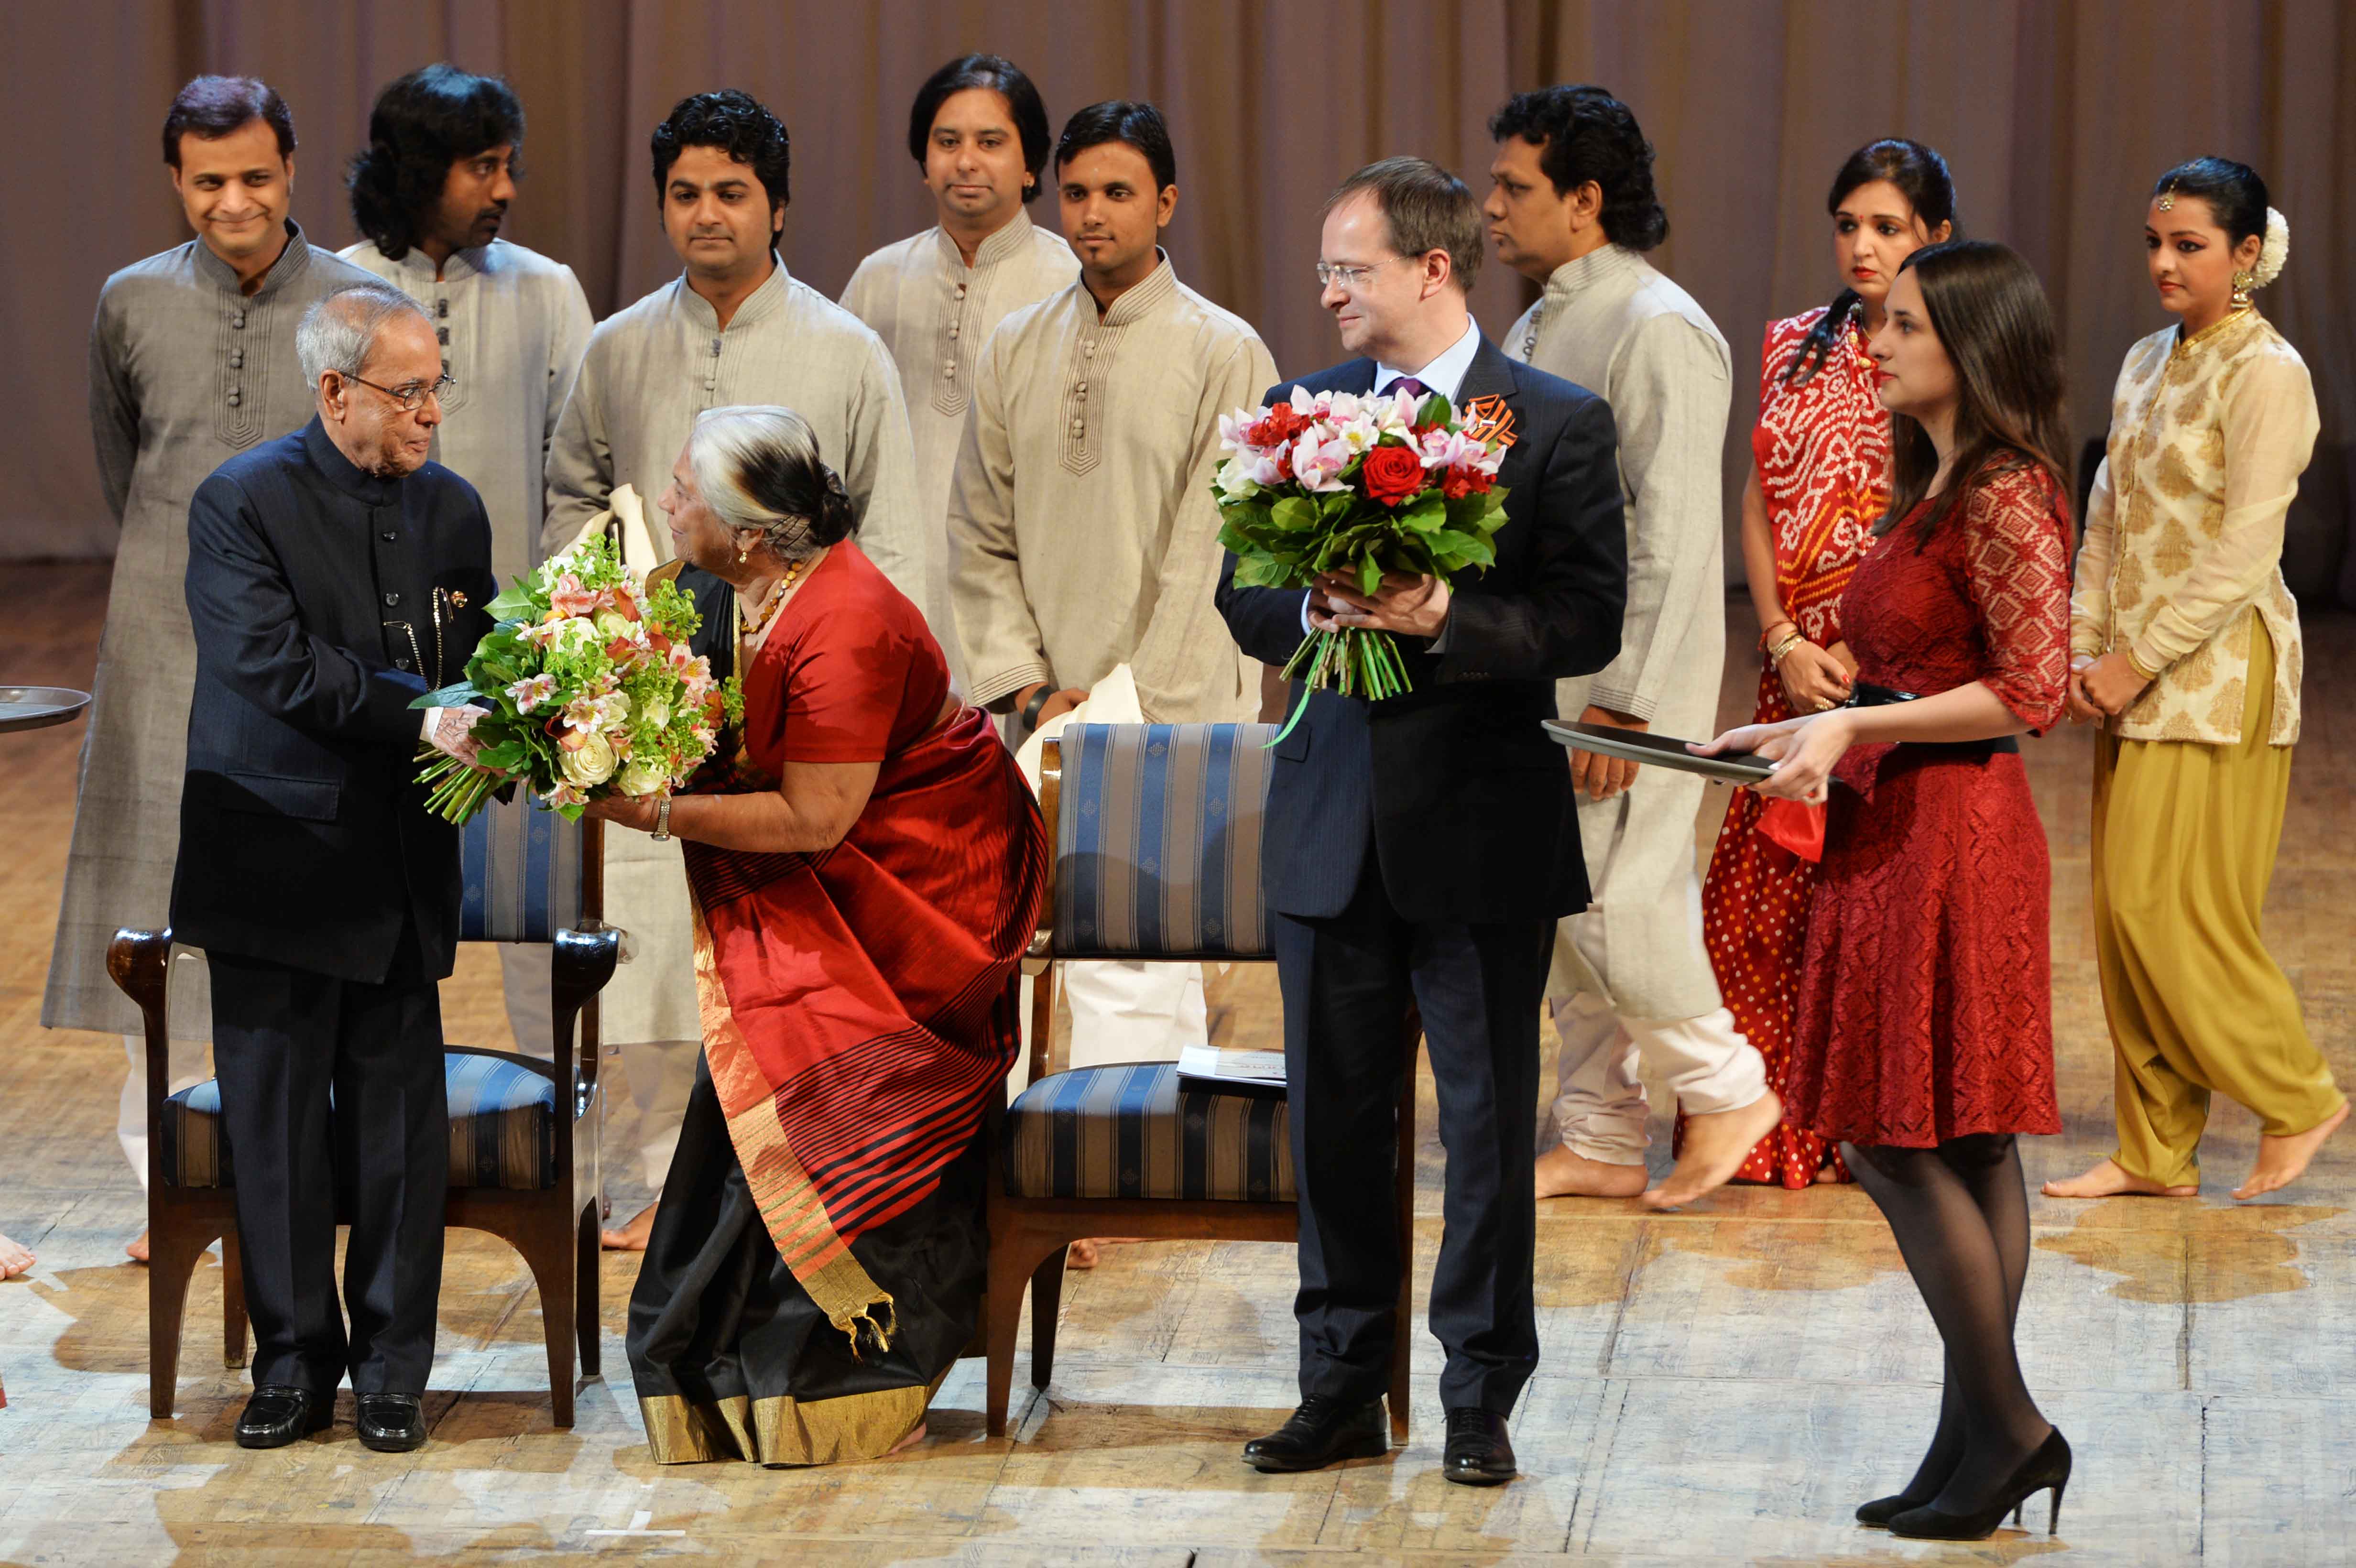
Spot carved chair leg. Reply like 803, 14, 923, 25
219, 1225, 249, 1370
148, 1219, 220, 1419
575, 1202, 601, 1379
985, 1220, 1063, 1437
1028, 1248, 1066, 1392
515, 1220, 577, 1428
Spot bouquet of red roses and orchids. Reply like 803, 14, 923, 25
1213, 384, 1512, 735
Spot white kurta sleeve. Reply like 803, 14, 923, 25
837, 338, 935, 627
541, 339, 613, 557
1585, 313, 1731, 721
1127, 333, 1278, 723
947, 329, 1051, 708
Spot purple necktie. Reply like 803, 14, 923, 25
1389, 375, 1428, 401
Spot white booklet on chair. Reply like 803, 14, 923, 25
1177, 1044, 1288, 1093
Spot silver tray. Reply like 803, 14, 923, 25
0, 686, 90, 735
1543, 719, 1775, 784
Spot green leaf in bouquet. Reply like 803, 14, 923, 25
1319, 491, 1356, 523
1417, 392, 1454, 427
1398, 491, 1448, 534
1269, 496, 1319, 534
485, 584, 538, 621
1357, 555, 1383, 597
475, 739, 528, 773
1230, 555, 1296, 589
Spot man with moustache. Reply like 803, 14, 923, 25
45, 76, 375, 1263
1485, 86, 1777, 1209
949, 100, 1274, 1084
1216, 158, 1626, 1484
342, 64, 594, 1075
545, 89, 925, 1249
841, 54, 1078, 691
174, 282, 497, 1450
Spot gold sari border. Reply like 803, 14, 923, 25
692, 898, 897, 1355
639, 1370, 943, 1467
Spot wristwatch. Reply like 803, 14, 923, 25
1020, 685, 1053, 730
652, 797, 673, 841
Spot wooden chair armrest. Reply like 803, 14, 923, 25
552, 923, 621, 1102
109, 927, 176, 1197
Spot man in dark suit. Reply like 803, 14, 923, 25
1216, 158, 1626, 1485
172, 281, 497, 1452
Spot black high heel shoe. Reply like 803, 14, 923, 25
1888, 1429, 2072, 1541
1855, 1489, 1935, 1528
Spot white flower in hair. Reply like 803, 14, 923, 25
2252, 206, 2290, 289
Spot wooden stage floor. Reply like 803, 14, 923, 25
1, 561, 2349, 1566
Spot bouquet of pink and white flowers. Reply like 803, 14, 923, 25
1213, 384, 1513, 720
411, 533, 740, 823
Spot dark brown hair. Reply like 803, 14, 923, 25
163, 76, 295, 169
1876, 240, 2071, 548
1487, 84, 1668, 250
1323, 156, 1483, 293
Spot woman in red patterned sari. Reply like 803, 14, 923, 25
1700, 241, 2073, 1539
1693, 139, 1954, 1187
589, 407, 1047, 1466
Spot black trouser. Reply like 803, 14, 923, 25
209, 927, 447, 1395
1274, 858, 1552, 1415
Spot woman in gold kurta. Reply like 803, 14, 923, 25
2047, 159, 2345, 1204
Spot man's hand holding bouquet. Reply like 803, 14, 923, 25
1212, 383, 1513, 739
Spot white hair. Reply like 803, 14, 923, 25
687, 405, 854, 561
296, 282, 430, 384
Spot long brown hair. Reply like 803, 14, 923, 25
1875, 239, 2071, 547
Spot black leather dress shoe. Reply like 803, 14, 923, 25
356, 1392, 427, 1453
1242, 1396, 1388, 1472
235, 1385, 331, 1449
1441, 1406, 1516, 1486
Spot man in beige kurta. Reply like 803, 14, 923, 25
543, 90, 928, 1236
951, 104, 1274, 1070
840, 54, 1078, 692
949, 251, 1271, 728
1486, 86, 1773, 1205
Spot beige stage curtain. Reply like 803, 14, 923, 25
7, 0, 2348, 598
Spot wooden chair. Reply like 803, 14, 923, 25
983, 723, 1417, 1442
112, 800, 620, 1426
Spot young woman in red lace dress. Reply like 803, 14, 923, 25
1692, 139, 1954, 1188
1700, 241, 2073, 1541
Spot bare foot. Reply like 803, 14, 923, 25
0, 1233, 33, 1280
2233, 1102, 2349, 1201
2041, 1157, 2197, 1199
600, 1201, 658, 1251
1644, 1092, 1785, 1210
1535, 1144, 1647, 1199
126, 1230, 151, 1264
884, 1420, 928, 1456
1812, 1164, 1843, 1185
1063, 1238, 1147, 1270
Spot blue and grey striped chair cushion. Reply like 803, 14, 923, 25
1002, 1062, 1292, 1202
1053, 723, 1276, 960
159, 1050, 557, 1191
459, 794, 583, 944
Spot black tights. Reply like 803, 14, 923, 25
1841, 1133, 2052, 1511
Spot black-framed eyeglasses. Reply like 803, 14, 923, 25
343, 371, 455, 412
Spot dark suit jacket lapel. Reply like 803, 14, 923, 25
1453, 335, 1518, 411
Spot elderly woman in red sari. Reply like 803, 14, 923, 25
586, 405, 1047, 1465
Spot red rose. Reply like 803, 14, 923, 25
1360, 444, 1427, 506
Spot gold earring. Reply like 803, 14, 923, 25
2231, 269, 2254, 308
736, 547, 749, 565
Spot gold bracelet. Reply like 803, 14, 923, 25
1768, 630, 1808, 664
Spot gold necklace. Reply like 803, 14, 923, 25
736, 554, 812, 639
